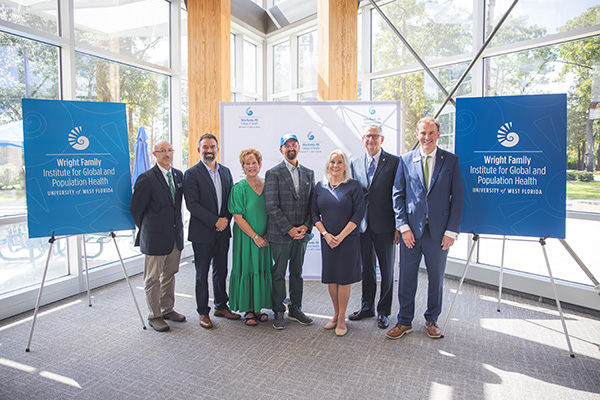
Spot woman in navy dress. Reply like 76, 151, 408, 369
312, 149, 365, 336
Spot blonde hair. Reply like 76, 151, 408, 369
323, 149, 351, 184
239, 148, 262, 166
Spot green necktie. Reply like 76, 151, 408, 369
423, 155, 430, 190
167, 171, 175, 203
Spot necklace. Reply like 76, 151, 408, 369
330, 181, 342, 190
246, 178, 259, 190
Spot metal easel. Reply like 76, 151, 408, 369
26, 230, 146, 352
443, 232, 599, 358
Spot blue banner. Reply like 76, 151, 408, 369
23, 99, 135, 238
455, 94, 566, 239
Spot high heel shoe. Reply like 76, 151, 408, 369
324, 321, 337, 330
335, 326, 347, 336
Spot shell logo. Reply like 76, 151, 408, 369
68, 126, 90, 150
497, 122, 519, 147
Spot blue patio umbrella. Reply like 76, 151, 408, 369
131, 126, 151, 186
0, 120, 24, 148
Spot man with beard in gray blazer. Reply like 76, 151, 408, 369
265, 133, 315, 330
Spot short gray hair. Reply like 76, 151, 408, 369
323, 149, 351, 185
364, 124, 382, 136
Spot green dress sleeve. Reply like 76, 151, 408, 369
228, 181, 246, 216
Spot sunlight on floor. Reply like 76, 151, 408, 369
0, 300, 82, 333
0, 357, 82, 389
429, 381, 454, 399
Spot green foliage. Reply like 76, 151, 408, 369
577, 171, 595, 182
557, 5, 600, 172
566, 171, 577, 180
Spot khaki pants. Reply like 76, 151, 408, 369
144, 244, 182, 320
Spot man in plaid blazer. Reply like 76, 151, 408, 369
265, 133, 315, 330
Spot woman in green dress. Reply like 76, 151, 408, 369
228, 149, 273, 326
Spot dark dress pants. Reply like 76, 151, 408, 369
359, 227, 396, 316
270, 240, 307, 312
397, 223, 448, 326
192, 235, 230, 315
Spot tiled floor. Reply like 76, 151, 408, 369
0, 258, 599, 399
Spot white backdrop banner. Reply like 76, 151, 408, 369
221, 101, 401, 278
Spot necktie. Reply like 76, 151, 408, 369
423, 155, 430, 190
367, 156, 375, 184
167, 171, 175, 203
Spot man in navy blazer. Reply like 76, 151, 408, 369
130, 140, 186, 332
387, 117, 463, 340
348, 125, 400, 329
184, 133, 240, 329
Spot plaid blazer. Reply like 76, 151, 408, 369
264, 161, 315, 244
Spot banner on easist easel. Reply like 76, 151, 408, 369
23, 99, 135, 238
221, 101, 401, 278
455, 94, 567, 239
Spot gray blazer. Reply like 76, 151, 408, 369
264, 161, 315, 244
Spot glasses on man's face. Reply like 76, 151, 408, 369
363, 134, 382, 140
155, 149, 175, 154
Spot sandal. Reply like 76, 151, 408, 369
255, 312, 268, 322
244, 312, 257, 326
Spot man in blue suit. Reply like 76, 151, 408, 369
130, 140, 186, 332
348, 125, 400, 329
184, 133, 240, 329
387, 117, 463, 339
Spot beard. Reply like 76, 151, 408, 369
285, 150, 297, 160
202, 152, 215, 162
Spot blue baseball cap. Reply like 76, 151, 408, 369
280, 133, 298, 148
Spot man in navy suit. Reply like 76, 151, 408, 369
184, 133, 240, 329
348, 125, 400, 329
130, 140, 186, 332
387, 117, 463, 340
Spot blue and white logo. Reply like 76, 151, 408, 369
369, 106, 376, 115
245, 107, 253, 116
497, 122, 519, 147
68, 126, 89, 150
307, 131, 315, 140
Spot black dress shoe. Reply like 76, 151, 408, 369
348, 309, 375, 321
378, 315, 389, 329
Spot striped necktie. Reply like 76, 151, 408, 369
167, 171, 175, 202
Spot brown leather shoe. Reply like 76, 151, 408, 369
426, 321, 441, 338
214, 309, 241, 320
199, 314, 213, 329
385, 324, 412, 339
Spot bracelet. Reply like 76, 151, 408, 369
253, 234, 258, 240
321, 232, 328, 236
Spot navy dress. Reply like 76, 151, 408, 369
311, 179, 365, 285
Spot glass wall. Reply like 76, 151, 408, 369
0, 0, 185, 298
268, 26, 318, 101
364, 0, 600, 289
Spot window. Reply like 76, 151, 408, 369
0, 0, 58, 35
371, 0, 473, 72
298, 31, 317, 89
273, 40, 290, 94
487, 0, 599, 47
73, 0, 170, 67
0, 32, 59, 217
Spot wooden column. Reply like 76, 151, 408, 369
187, 0, 231, 166
317, 0, 358, 101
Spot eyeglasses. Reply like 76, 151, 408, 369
155, 149, 175, 154
363, 134, 382, 140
